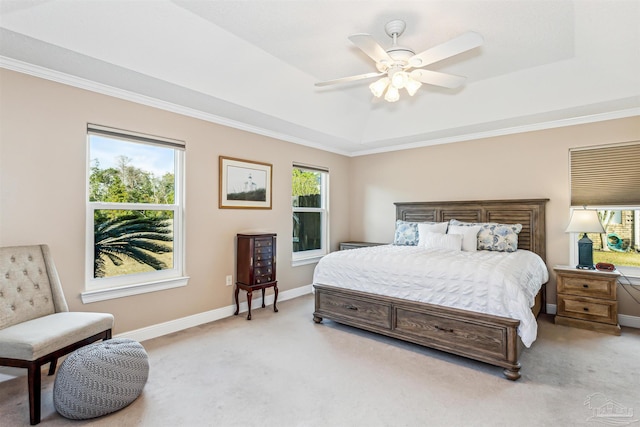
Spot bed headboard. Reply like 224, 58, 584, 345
395, 199, 548, 261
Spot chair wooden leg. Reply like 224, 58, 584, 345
27, 362, 41, 425
48, 358, 57, 376
0, 329, 113, 425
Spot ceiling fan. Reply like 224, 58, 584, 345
315, 20, 483, 102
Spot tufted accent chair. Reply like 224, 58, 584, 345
0, 244, 114, 425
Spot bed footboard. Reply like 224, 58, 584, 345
313, 284, 523, 380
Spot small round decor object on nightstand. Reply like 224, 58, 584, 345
53, 338, 149, 420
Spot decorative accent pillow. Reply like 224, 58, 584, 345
447, 225, 481, 252
394, 220, 448, 246
449, 219, 523, 252
393, 220, 419, 246
421, 232, 463, 251
418, 222, 449, 245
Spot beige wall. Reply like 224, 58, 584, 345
0, 69, 350, 334
348, 116, 640, 317
2, 68, 640, 330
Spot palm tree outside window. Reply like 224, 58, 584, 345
85, 125, 186, 297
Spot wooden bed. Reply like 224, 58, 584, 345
313, 199, 548, 380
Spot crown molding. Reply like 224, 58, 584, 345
3, 56, 637, 158
0, 56, 350, 157
351, 107, 640, 157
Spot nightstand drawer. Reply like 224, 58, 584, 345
557, 275, 615, 299
557, 295, 617, 324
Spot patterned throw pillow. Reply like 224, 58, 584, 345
393, 220, 419, 246
449, 219, 523, 252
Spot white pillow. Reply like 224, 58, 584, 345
421, 231, 463, 251
447, 225, 481, 252
417, 222, 449, 246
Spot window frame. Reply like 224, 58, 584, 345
569, 141, 640, 279
291, 165, 329, 266
82, 125, 188, 303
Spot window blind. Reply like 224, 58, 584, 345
87, 124, 185, 150
570, 141, 640, 206
293, 162, 329, 173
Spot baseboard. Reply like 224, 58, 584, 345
116, 284, 313, 343
0, 286, 313, 382
546, 304, 640, 329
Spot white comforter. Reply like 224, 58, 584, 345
313, 245, 549, 347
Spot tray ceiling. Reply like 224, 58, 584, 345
1, 0, 639, 156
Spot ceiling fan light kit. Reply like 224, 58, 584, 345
369, 77, 390, 97
384, 85, 400, 102
316, 19, 483, 103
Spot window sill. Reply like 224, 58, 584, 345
292, 255, 324, 267
81, 276, 189, 303
616, 267, 640, 283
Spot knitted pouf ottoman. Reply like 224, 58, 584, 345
53, 338, 149, 420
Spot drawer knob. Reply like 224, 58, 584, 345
583, 307, 589, 312
345, 304, 358, 311
435, 325, 454, 333
582, 284, 589, 288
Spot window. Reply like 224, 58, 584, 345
570, 142, 640, 277
292, 164, 328, 265
83, 124, 187, 303
610, 210, 622, 225
591, 209, 640, 276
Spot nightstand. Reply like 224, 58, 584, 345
339, 241, 385, 251
554, 266, 621, 335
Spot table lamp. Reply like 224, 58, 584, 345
565, 209, 605, 269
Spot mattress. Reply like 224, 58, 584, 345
313, 245, 549, 347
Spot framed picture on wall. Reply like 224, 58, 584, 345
219, 156, 272, 209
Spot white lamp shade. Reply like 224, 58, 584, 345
565, 209, 605, 233
405, 77, 422, 96
390, 70, 408, 89
384, 85, 400, 102
369, 77, 389, 98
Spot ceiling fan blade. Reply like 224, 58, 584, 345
408, 31, 483, 68
315, 72, 384, 87
348, 33, 394, 64
410, 69, 467, 89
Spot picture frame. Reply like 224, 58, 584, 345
219, 156, 272, 209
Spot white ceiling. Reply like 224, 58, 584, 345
1, 0, 639, 156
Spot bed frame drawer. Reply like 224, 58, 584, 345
313, 284, 522, 380
316, 291, 391, 329
394, 306, 508, 359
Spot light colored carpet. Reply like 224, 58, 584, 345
1, 294, 638, 426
